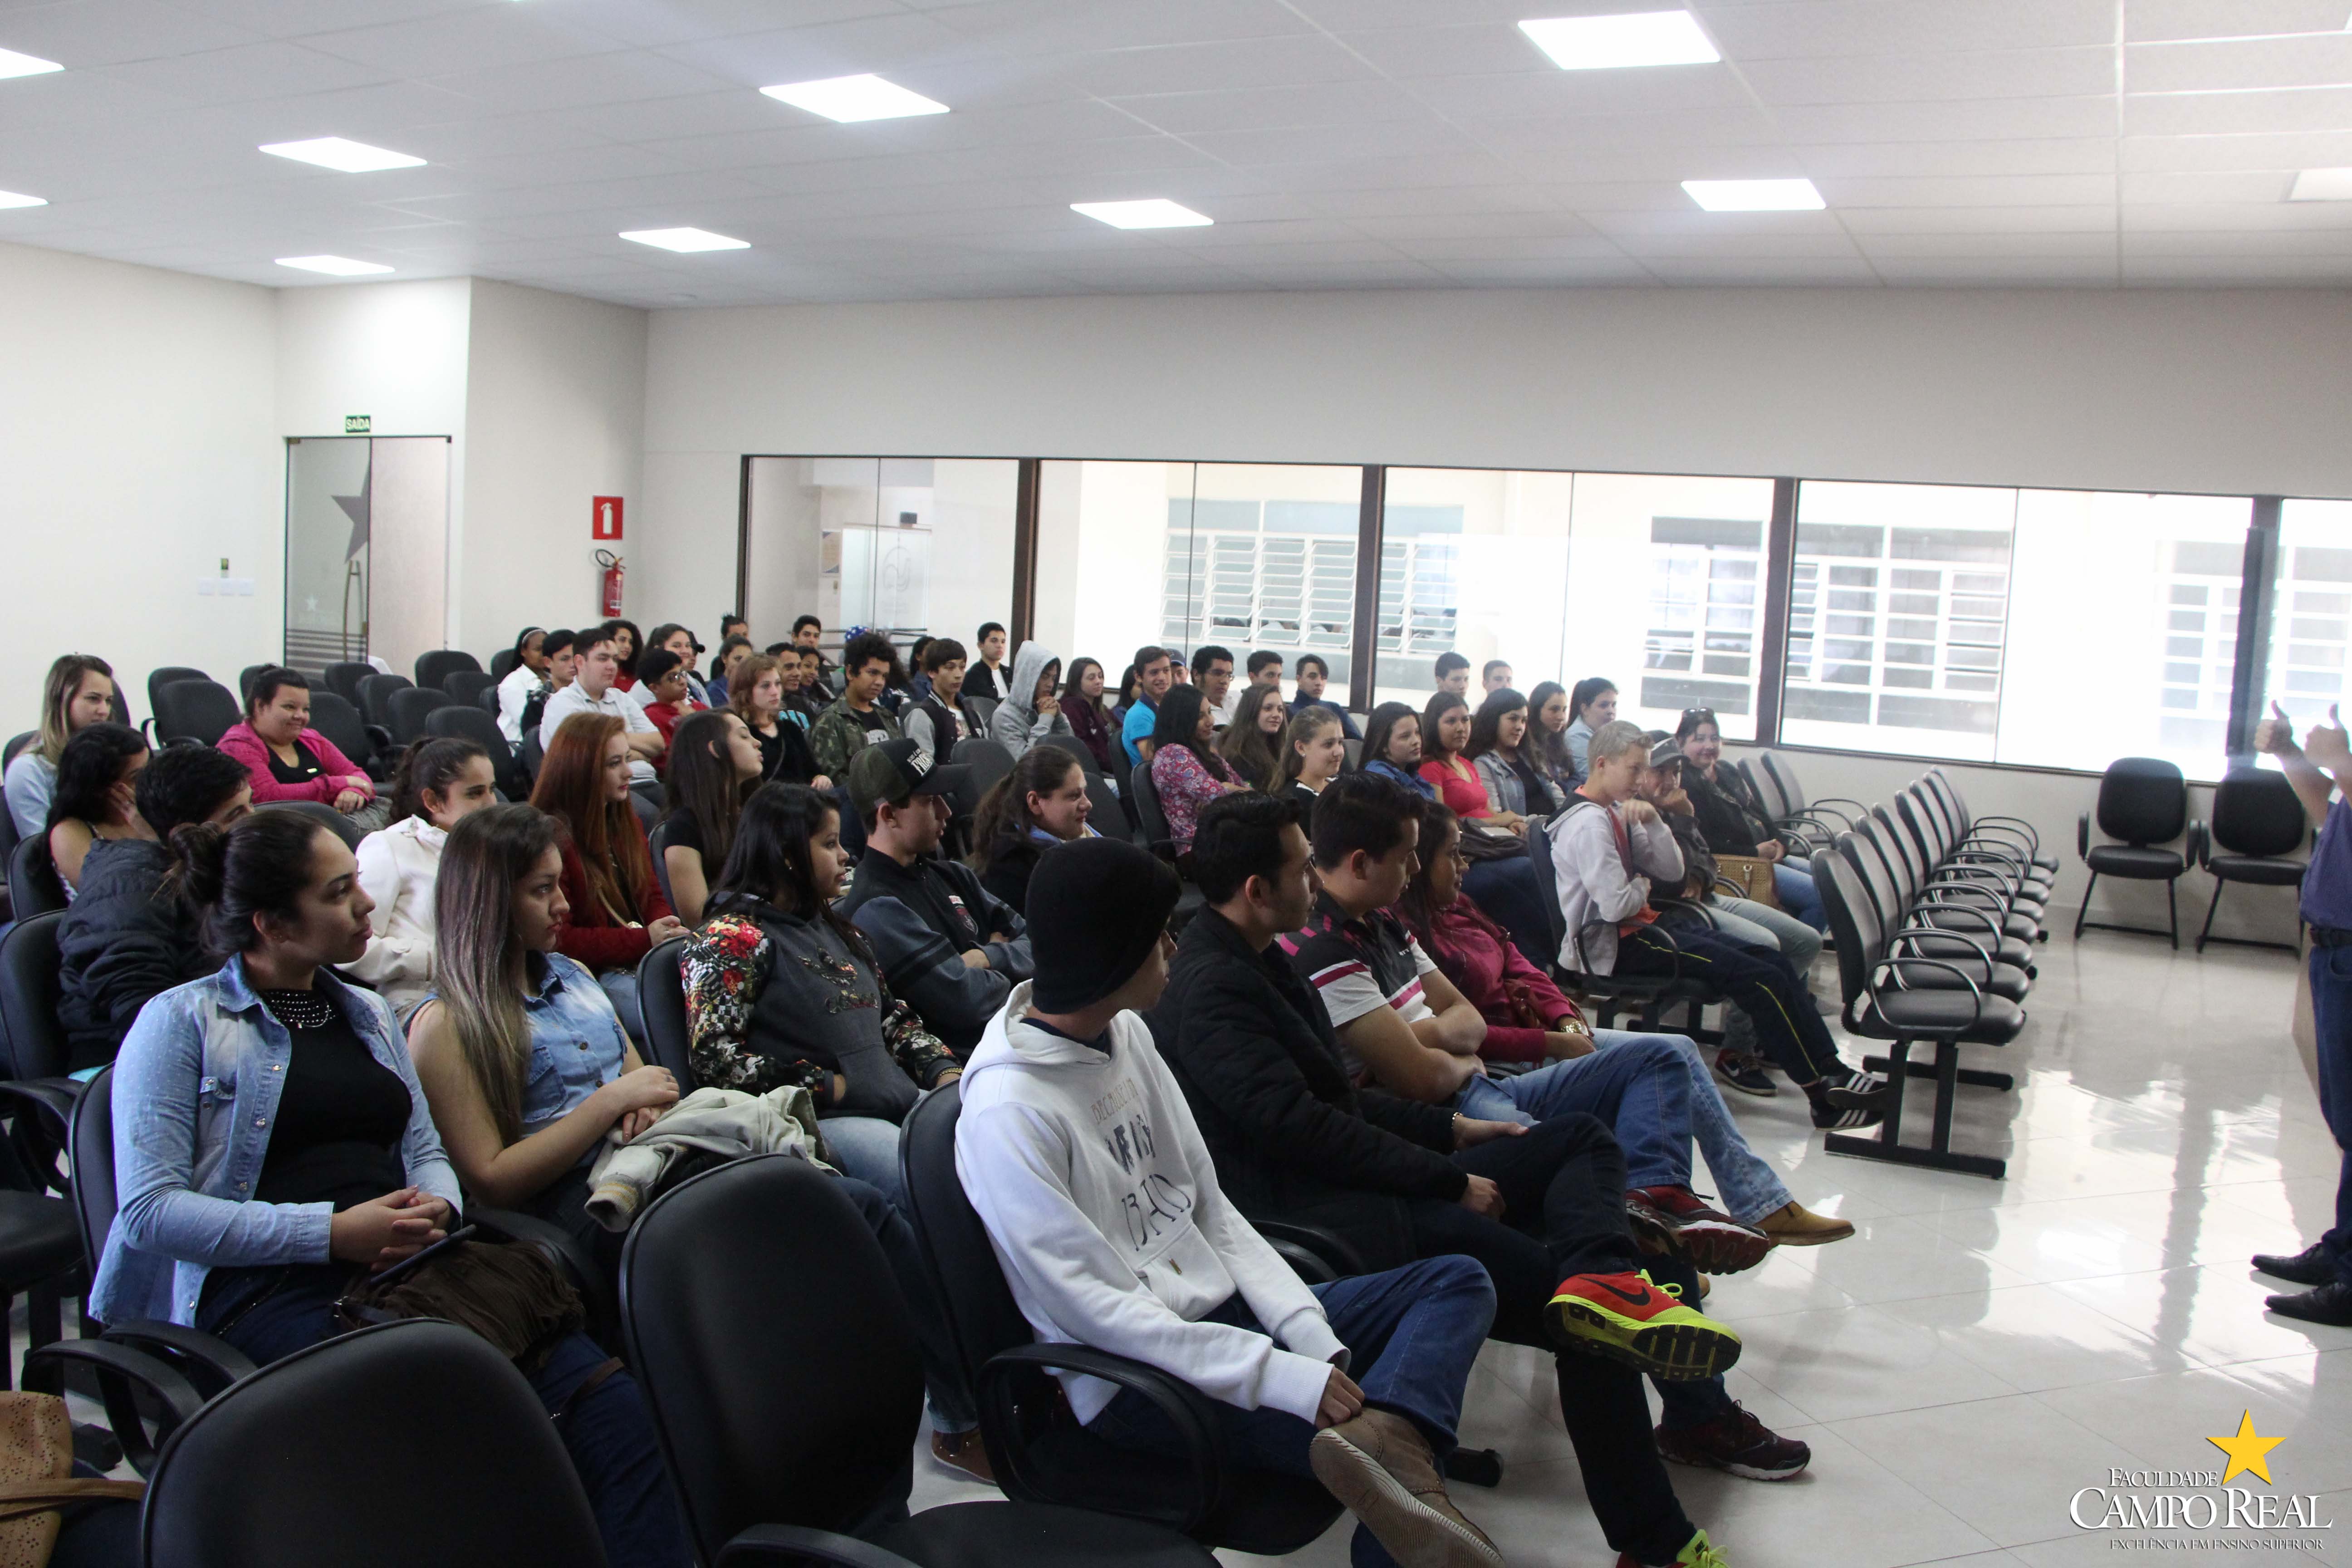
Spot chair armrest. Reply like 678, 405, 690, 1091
27, 1339, 204, 1476
1870, 956, 1984, 1029
1262, 1235, 1338, 1286
1922, 884, 2009, 915
2188, 819, 2207, 868
1891, 926, 1992, 969
1973, 813, 2041, 853
1910, 902, 2004, 942
718, 1524, 921, 1568
99, 1319, 257, 1399
469, 1206, 617, 1341
1250, 1218, 1367, 1280
2078, 811, 2090, 860
977, 1343, 1226, 1534
0, 1078, 84, 1141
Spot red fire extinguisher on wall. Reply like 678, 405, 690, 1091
597, 549, 624, 618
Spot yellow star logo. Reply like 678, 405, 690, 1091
2207, 1411, 2285, 1485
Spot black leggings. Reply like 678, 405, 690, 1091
1617, 922, 1848, 1087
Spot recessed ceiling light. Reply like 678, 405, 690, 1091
277, 255, 393, 275
0, 47, 63, 80
1518, 11, 1719, 70
759, 74, 948, 123
260, 137, 426, 173
2289, 167, 2352, 201
619, 227, 749, 252
0, 188, 46, 209
1681, 177, 1825, 211
1071, 198, 1213, 230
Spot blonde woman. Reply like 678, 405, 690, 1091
7, 653, 119, 839
1273, 708, 1347, 807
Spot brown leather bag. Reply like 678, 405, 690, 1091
0, 1394, 144, 1567
1713, 853, 1780, 909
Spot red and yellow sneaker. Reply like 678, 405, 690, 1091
1545, 1269, 1741, 1381
1616, 1528, 1730, 1568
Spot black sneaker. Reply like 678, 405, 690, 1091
1656, 1403, 1811, 1481
1826, 1069, 1894, 1110
2266, 1280, 2352, 1327
1712, 1051, 1775, 1098
1810, 1099, 1885, 1131
2253, 1243, 2337, 1287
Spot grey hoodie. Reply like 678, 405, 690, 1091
989, 640, 1074, 757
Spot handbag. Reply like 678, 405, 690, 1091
335, 1227, 584, 1372
1713, 853, 1780, 909
1458, 819, 1523, 862
0, 1395, 144, 1567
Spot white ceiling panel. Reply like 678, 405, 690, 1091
4, 0, 2352, 307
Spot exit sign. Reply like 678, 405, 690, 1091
345, 414, 371, 433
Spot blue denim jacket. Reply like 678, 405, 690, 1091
517, 953, 630, 1137
90, 956, 461, 1328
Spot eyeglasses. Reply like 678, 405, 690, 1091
1681, 707, 1716, 721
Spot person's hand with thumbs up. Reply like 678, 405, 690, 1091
2255, 700, 2298, 757
2307, 703, 2352, 773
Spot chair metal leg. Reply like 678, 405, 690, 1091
1862, 1054, 2014, 1092
1827, 1035, 2009, 1179
2197, 882, 2224, 953
2167, 879, 2178, 950
2072, 873, 2096, 939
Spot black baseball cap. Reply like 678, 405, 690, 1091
847, 737, 968, 818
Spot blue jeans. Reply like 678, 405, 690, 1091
1453, 1034, 1691, 1191
1774, 860, 1827, 932
1712, 895, 1823, 975
1590, 1030, 1791, 1225
1085, 1256, 1497, 1568
2308, 946, 2352, 1286
819, 1113, 908, 1210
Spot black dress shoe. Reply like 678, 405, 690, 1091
2253, 1243, 2338, 1287
2265, 1280, 2352, 1328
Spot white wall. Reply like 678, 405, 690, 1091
0, 240, 279, 729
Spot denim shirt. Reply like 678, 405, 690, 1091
518, 952, 631, 1137
90, 956, 461, 1329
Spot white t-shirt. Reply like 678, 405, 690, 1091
539, 682, 658, 784
495, 664, 542, 746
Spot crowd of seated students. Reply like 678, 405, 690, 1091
14, 618, 1936, 1568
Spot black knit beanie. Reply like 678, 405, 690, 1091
1027, 836, 1182, 1012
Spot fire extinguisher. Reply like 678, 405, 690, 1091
597, 548, 624, 618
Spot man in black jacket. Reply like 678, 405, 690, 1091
56, 745, 253, 1072
1151, 793, 1808, 1561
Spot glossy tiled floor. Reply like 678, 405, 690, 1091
910, 932, 2352, 1566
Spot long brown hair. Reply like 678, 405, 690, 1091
727, 653, 781, 728
1216, 683, 1286, 791
1420, 690, 1470, 765
662, 709, 749, 872
431, 804, 560, 1144
529, 712, 650, 921
968, 746, 1084, 873
35, 654, 113, 765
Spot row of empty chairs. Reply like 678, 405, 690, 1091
2076, 755, 2308, 953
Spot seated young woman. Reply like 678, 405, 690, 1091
89, 807, 690, 1568
1215, 680, 1288, 791
1396, 795, 1850, 1248
217, 666, 383, 827
348, 737, 498, 1019
1274, 706, 1348, 806
1563, 677, 1617, 787
657, 708, 762, 928
1674, 707, 1826, 934
1467, 687, 1565, 821
726, 652, 824, 787
680, 783, 960, 1210
704, 634, 752, 710
45, 722, 151, 898
8, 653, 119, 841
408, 804, 681, 1258
1058, 657, 1119, 777
1360, 701, 1432, 796
1377, 695, 1555, 964
1418, 691, 1527, 838
968, 745, 1097, 914
1526, 681, 1578, 800
1146, 682, 1246, 861
529, 714, 684, 1040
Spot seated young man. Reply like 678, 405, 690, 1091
837, 739, 1033, 1058
903, 637, 987, 758
540, 629, 662, 784
1122, 646, 1176, 769
956, 835, 1506, 1568
810, 630, 905, 781
56, 744, 254, 1072
1291, 653, 1362, 740
1433, 653, 1471, 699
1157, 794, 1780, 1537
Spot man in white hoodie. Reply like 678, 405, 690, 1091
956, 837, 1504, 1568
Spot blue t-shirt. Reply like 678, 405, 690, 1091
1121, 699, 1158, 770
2302, 793, 2352, 931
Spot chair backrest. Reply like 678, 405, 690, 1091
635, 935, 695, 1090
1759, 752, 1806, 817
1033, 731, 1101, 778
154, 679, 242, 748
1866, 807, 1929, 896
444, 670, 497, 711
644, 824, 682, 938
1740, 757, 1786, 823
357, 673, 413, 730
1840, 822, 1913, 937
1893, 791, 1947, 870
69, 1064, 116, 1274
146, 667, 210, 717
951, 736, 1016, 805
322, 662, 374, 706
620, 1155, 923, 1566
413, 650, 480, 691
488, 647, 520, 682
0, 911, 69, 1081
2095, 756, 2188, 846
1342, 737, 1363, 772
143, 1318, 607, 1568
1131, 765, 1175, 858
1086, 776, 1131, 843
6, 834, 68, 921
236, 665, 270, 704
1817, 840, 1886, 1008
966, 693, 1001, 730
257, 799, 365, 852
2210, 765, 2306, 859
520, 729, 546, 784
1525, 816, 1569, 962
5, 730, 39, 768
305, 691, 375, 774
387, 686, 454, 745
423, 706, 529, 800
898, 1086, 1058, 1392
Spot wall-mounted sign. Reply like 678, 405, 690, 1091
593, 495, 624, 540
344, 414, 371, 433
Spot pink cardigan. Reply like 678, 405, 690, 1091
216, 721, 374, 805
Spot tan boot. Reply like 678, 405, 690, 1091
1309, 1407, 1504, 1568
1757, 1200, 1855, 1246
929, 1426, 995, 1484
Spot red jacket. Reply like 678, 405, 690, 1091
553, 816, 674, 973
216, 721, 373, 806
1421, 897, 1583, 1062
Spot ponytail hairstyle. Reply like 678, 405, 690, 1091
662, 709, 750, 872
34, 655, 115, 764
1275, 708, 1343, 794
529, 712, 648, 921
431, 804, 560, 1145
968, 746, 1084, 873
707, 784, 869, 956
46, 722, 147, 832
165, 808, 336, 956
387, 736, 490, 827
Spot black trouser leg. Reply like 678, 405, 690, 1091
1620, 925, 1845, 1086
1454, 1111, 1640, 1281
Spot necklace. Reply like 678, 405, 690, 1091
260, 988, 337, 1031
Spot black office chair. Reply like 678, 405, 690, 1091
1086, 775, 1133, 844
1523, 818, 1717, 1038
1129, 765, 1176, 860
386, 686, 454, 745
322, 662, 374, 707
897, 1091, 1343, 1555
622, 1154, 1216, 1568
634, 935, 696, 1091
2195, 765, 2308, 954
2075, 757, 2195, 946
145, 667, 210, 719
413, 649, 480, 691
141, 1318, 608, 1568
356, 673, 412, 731
305, 690, 392, 784
443, 669, 498, 710
1032, 732, 1101, 778
236, 664, 270, 704
952, 737, 1017, 802
521, 729, 547, 784
646, 816, 683, 918
5, 834, 68, 920
489, 647, 520, 682
424, 705, 529, 799
0, 919, 85, 1388
152, 679, 241, 748
255, 800, 364, 852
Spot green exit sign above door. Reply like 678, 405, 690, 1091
344, 415, 371, 433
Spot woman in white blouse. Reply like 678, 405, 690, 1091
349, 736, 499, 1017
